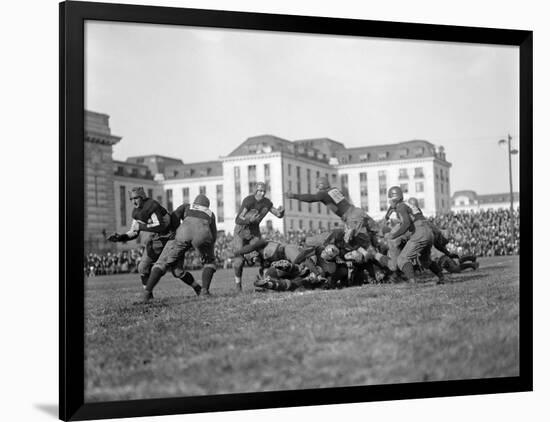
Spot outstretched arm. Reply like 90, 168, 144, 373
108, 220, 140, 242
269, 205, 285, 218
286, 192, 324, 203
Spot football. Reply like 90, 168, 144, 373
243, 209, 260, 223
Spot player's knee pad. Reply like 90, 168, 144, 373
137, 260, 151, 277
233, 256, 244, 271
396, 255, 409, 271
203, 263, 217, 272
171, 267, 186, 279
152, 262, 168, 275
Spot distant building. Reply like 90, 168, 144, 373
451, 190, 520, 212
84, 110, 453, 251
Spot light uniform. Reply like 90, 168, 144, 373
152, 203, 217, 277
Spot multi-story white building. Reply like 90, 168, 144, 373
84, 110, 453, 252
451, 190, 520, 212
155, 135, 452, 234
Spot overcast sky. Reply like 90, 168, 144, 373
85, 21, 520, 195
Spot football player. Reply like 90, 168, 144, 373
285, 176, 377, 246
383, 187, 444, 284
232, 182, 285, 292
141, 194, 218, 302
107, 187, 171, 287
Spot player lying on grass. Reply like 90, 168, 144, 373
107, 187, 201, 295
141, 194, 218, 303
408, 197, 479, 275
233, 182, 285, 293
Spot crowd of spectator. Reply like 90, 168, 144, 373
85, 208, 520, 276
432, 208, 520, 257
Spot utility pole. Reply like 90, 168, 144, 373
499, 134, 518, 250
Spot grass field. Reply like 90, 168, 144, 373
84, 255, 519, 402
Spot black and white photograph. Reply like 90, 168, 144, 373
81, 9, 524, 404
9, 0, 549, 421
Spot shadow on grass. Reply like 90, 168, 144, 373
34, 403, 57, 418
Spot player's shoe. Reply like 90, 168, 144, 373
436, 274, 445, 285
193, 285, 202, 296
141, 290, 154, 303
254, 276, 274, 289
473, 261, 480, 270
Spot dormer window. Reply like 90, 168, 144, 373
378, 151, 389, 160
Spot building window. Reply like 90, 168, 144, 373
288, 180, 293, 211
378, 170, 387, 195
414, 147, 425, 156
182, 187, 189, 204
359, 153, 370, 162
316, 171, 322, 214
414, 167, 424, 178
290, 219, 294, 230
248, 165, 257, 194
340, 174, 349, 199
288, 164, 292, 176
398, 168, 409, 179
399, 148, 409, 158
379, 170, 387, 211
147, 188, 153, 199
297, 166, 302, 212
234, 166, 241, 213
360, 172, 368, 211
378, 151, 389, 160
216, 184, 224, 222
306, 168, 312, 213
309, 220, 313, 230
400, 183, 408, 194
166, 189, 173, 212
120, 186, 126, 226
415, 182, 424, 193
299, 219, 303, 229
199, 186, 206, 195
318, 221, 323, 230
264, 164, 271, 196
157, 195, 163, 206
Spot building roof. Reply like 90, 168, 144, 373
164, 160, 223, 180
452, 190, 520, 203
126, 155, 184, 164
227, 135, 294, 156
112, 160, 154, 180
336, 140, 447, 165
477, 192, 520, 204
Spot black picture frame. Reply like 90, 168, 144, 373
60, 1, 533, 420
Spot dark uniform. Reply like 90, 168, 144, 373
125, 197, 172, 282
232, 194, 274, 275
289, 188, 377, 246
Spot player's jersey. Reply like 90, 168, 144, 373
130, 198, 171, 234
235, 195, 273, 237
294, 188, 352, 217
388, 202, 415, 239
261, 241, 286, 262
169, 203, 190, 231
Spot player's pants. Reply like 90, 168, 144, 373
153, 219, 215, 277
232, 234, 261, 277
396, 221, 434, 271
